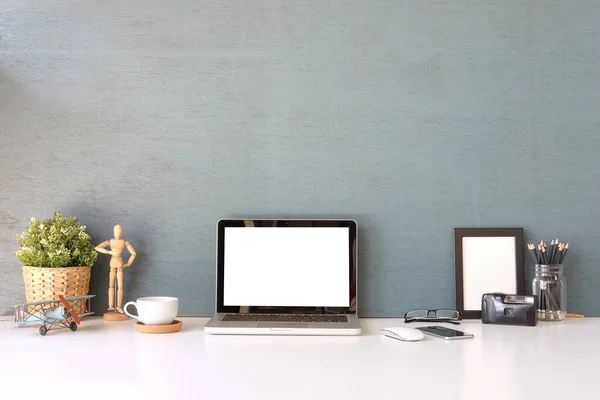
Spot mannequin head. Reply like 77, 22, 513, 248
113, 224, 123, 239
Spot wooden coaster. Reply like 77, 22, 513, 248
104, 312, 129, 321
134, 320, 182, 334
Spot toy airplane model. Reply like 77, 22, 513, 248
13, 295, 95, 336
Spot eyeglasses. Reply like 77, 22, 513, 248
404, 309, 462, 325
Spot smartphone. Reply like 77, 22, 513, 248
416, 325, 474, 340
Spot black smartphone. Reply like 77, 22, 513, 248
416, 325, 474, 340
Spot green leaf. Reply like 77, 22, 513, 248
15, 212, 97, 268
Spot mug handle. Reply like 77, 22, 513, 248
124, 301, 139, 320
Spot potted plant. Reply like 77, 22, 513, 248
15, 212, 97, 312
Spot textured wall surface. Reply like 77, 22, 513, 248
1, 1, 599, 316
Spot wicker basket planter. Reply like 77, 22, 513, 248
22, 265, 91, 314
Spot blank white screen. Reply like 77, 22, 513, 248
462, 236, 517, 310
223, 227, 350, 307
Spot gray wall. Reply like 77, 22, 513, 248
1, 1, 599, 317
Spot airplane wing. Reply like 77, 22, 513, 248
64, 295, 96, 302
12, 295, 95, 308
12, 299, 61, 308
78, 312, 95, 318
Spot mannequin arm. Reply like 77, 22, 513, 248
123, 241, 137, 267
95, 240, 117, 256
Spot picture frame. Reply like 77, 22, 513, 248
454, 228, 525, 319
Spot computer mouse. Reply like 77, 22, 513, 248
381, 327, 425, 342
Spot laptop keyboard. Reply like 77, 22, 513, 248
222, 314, 348, 323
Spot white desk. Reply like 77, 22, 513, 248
1, 317, 597, 400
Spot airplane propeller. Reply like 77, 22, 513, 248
59, 295, 81, 325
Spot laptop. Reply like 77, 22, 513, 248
205, 219, 361, 335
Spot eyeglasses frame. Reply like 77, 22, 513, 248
403, 309, 462, 325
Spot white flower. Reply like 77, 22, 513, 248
39, 224, 44, 230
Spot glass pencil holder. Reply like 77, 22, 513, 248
532, 264, 567, 321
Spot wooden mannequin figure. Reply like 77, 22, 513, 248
95, 224, 137, 321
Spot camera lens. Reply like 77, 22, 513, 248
504, 308, 515, 317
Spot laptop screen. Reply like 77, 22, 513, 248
216, 219, 357, 313
224, 227, 349, 307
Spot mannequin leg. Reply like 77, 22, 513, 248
116, 268, 124, 313
108, 268, 116, 310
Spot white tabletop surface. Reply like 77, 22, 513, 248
0, 317, 597, 400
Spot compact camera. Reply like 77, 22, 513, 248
481, 293, 538, 326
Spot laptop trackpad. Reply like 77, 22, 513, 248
258, 322, 309, 329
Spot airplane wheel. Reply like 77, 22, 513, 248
39, 326, 47, 336
70, 322, 77, 332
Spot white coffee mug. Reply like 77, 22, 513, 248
124, 296, 179, 325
